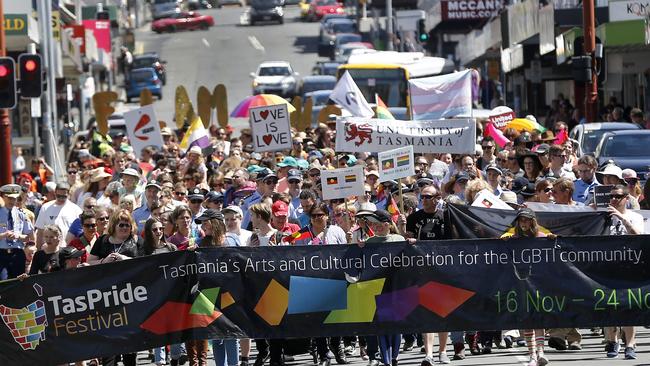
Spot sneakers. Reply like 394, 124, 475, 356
334, 349, 349, 365
367, 360, 380, 366
452, 343, 465, 360
438, 352, 450, 364
402, 339, 414, 352
537, 354, 549, 366
527, 357, 537, 366
503, 336, 514, 349
254, 351, 270, 366
605, 341, 620, 358
547, 337, 567, 351
624, 346, 636, 359
360, 346, 369, 361
568, 341, 582, 350
420, 355, 434, 366
344, 345, 355, 356
465, 334, 480, 355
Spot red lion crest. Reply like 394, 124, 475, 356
345, 123, 373, 146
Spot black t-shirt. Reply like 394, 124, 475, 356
406, 209, 445, 240
90, 234, 142, 259
29, 250, 60, 274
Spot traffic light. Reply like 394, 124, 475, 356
18, 54, 43, 98
418, 19, 429, 42
0, 57, 17, 109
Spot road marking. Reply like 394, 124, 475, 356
202, 38, 210, 47
248, 35, 265, 53
134, 41, 144, 55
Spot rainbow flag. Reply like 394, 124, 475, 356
327, 177, 338, 185
284, 227, 313, 244
345, 174, 357, 183
396, 154, 410, 167
179, 115, 210, 152
375, 94, 395, 120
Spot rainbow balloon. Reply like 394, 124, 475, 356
230, 94, 296, 118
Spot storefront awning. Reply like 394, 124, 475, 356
597, 19, 650, 49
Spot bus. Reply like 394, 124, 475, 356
337, 51, 455, 116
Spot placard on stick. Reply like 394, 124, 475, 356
594, 185, 614, 208
249, 104, 292, 152
321, 165, 365, 200
124, 105, 164, 158
378, 146, 415, 182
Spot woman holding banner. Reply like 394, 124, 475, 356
502, 208, 554, 366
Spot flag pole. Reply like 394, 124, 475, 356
398, 178, 404, 213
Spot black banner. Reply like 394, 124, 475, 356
445, 204, 610, 239
2, 236, 650, 365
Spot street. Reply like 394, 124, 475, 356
131, 5, 321, 131
130, 328, 650, 365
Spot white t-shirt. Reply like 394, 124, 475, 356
35, 200, 83, 237
609, 210, 645, 235
225, 229, 252, 247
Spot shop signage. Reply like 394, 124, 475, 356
442, 0, 502, 20
609, 0, 650, 21
507, 0, 539, 46
4, 14, 27, 36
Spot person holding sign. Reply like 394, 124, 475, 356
602, 184, 643, 360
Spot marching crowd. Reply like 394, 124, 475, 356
1, 118, 648, 366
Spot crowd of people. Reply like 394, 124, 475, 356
0, 117, 647, 366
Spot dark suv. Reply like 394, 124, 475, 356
131, 53, 167, 85
250, 0, 284, 25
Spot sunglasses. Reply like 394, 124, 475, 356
482, 145, 494, 149
68, 170, 78, 174
625, 179, 638, 185
309, 173, 320, 177
542, 187, 553, 193
97, 216, 109, 221
420, 194, 439, 200
310, 213, 326, 218
289, 180, 301, 184
118, 223, 131, 228
190, 199, 203, 204
364, 190, 372, 195
85, 205, 96, 210
265, 180, 278, 185
83, 223, 97, 228
175, 191, 187, 196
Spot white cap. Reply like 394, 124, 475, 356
222, 205, 244, 217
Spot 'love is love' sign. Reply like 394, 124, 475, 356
249, 104, 292, 153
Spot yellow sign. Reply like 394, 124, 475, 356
52, 11, 61, 41
93, 91, 118, 136
4, 15, 27, 36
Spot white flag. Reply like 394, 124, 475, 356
329, 71, 374, 118
409, 70, 472, 120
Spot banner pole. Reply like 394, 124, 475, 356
398, 178, 404, 213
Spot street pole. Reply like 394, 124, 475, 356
0, 0, 12, 184
28, 43, 41, 159
37, 0, 58, 176
582, 0, 598, 122
386, 0, 393, 51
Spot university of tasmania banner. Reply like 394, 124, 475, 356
2, 236, 650, 365
335, 117, 476, 154
445, 204, 610, 239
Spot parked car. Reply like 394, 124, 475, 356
217, 0, 244, 7
151, 11, 214, 33
249, 0, 284, 25
300, 76, 336, 98
304, 90, 332, 123
335, 43, 375, 63
187, 0, 213, 10
131, 53, 167, 85
250, 61, 299, 98
126, 68, 163, 103
311, 61, 341, 76
594, 130, 650, 180
151, 0, 180, 20
330, 33, 362, 60
319, 18, 356, 45
569, 122, 641, 157
307, 0, 343, 21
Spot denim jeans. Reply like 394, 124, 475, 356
378, 334, 401, 364
450, 331, 475, 344
153, 343, 186, 364
212, 339, 240, 366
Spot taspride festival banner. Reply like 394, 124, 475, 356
335, 117, 476, 154
445, 204, 610, 239
2, 236, 650, 365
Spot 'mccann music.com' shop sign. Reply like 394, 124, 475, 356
442, 0, 503, 20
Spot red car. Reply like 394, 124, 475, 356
308, 0, 344, 21
151, 11, 214, 33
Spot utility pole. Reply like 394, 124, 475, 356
37, 0, 59, 177
386, 0, 393, 50
582, 0, 598, 122
0, 0, 12, 184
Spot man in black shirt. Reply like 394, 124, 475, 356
401, 186, 449, 365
